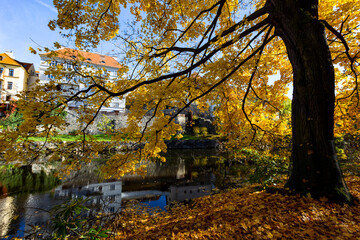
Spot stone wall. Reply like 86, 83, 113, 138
60, 109, 186, 134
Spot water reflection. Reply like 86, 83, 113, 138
54, 181, 123, 214
0, 196, 14, 237
0, 149, 244, 238
0, 166, 62, 238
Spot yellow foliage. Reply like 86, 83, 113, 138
108, 176, 360, 239
0, 0, 359, 182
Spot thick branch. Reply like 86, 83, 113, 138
321, 20, 359, 104
105, 19, 271, 98
166, 34, 276, 127
151, 6, 269, 58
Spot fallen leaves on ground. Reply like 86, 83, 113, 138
111, 176, 360, 239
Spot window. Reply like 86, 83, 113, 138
110, 70, 117, 77
66, 63, 72, 69
69, 85, 79, 92
7, 81, 13, 90
0, 67, 3, 75
110, 184, 115, 191
9, 69, 14, 77
6, 95, 11, 101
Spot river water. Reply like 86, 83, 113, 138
0, 149, 248, 238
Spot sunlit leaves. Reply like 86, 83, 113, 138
1, 0, 359, 180
109, 176, 360, 239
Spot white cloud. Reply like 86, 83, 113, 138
34, 0, 57, 13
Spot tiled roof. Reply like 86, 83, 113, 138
42, 48, 121, 69
18, 61, 33, 71
0, 53, 22, 67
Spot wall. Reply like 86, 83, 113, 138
60, 109, 186, 135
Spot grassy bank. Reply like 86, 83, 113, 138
28, 134, 113, 142
28, 134, 219, 142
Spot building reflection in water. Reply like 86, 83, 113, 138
0, 196, 15, 237
0, 149, 235, 238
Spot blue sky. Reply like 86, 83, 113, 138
0, 0, 135, 70
0, 1, 289, 96
0, 0, 60, 69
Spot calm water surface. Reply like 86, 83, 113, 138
0, 149, 247, 238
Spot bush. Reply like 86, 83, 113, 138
28, 197, 110, 239
236, 148, 289, 188
193, 126, 201, 136
0, 110, 23, 130
200, 127, 208, 136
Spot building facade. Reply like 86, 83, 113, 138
39, 48, 125, 113
0, 51, 38, 112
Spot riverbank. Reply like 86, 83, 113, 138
109, 175, 360, 239
27, 138, 221, 154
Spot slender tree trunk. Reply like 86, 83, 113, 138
267, 0, 352, 202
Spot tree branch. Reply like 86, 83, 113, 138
151, 6, 269, 58
321, 20, 359, 104
165, 34, 276, 128
242, 27, 273, 145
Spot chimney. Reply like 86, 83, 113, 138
5, 51, 14, 58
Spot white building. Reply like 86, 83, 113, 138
39, 48, 125, 113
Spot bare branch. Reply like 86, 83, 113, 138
93, 0, 113, 35
81, 95, 112, 133
165, 33, 276, 128
321, 20, 359, 105
139, 99, 163, 143
151, 6, 269, 58
242, 27, 274, 145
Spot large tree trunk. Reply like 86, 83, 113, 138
267, 0, 352, 202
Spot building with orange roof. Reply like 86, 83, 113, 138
0, 51, 38, 112
39, 48, 125, 112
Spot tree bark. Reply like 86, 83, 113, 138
267, 0, 352, 202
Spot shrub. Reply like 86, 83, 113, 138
200, 127, 208, 136
236, 148, 289, 188
193, 126, 201, 136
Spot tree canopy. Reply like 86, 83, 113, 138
1, 0, 359, 201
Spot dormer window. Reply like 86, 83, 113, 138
71, 55, 76, 59
0, 56, 3, 61
87, 58, 91, 61
100, 60, 105, 63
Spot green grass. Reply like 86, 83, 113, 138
29, 134, 113, 142
28, 133, 220, 142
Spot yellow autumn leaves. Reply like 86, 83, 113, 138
108, 176, 360, 239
